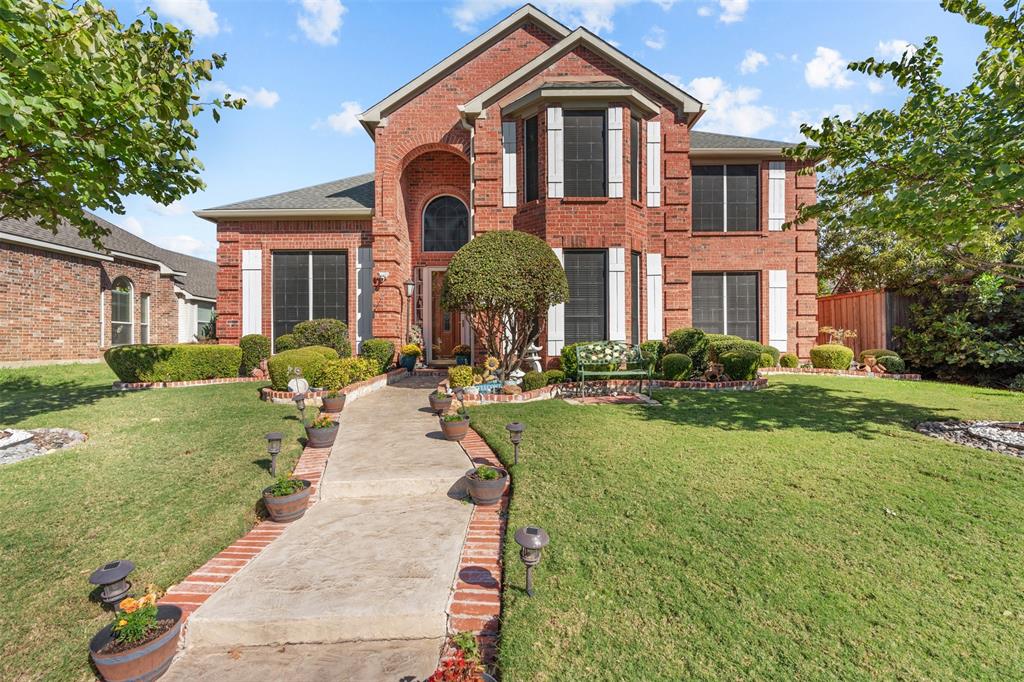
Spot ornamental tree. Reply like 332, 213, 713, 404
0, 0, 245, 244
441, 231, 569, 378
788, 0, 1024, 282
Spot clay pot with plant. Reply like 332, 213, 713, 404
400, 343, 422, 372
429, 389, 452, 415
262, 474, 312, 522
465, 465, 507, 505
305, 412, 339, 448
321, 390, 345, 413
439, 408, 470, 441
90, 593, 183, 682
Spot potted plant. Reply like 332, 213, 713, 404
90, 593, 183, 682
321, 390, 345, 413
465, 465, 507, 505
452, 344, 472, 366
400, 343, 422, 372
305, 412, 339, 448
439, 408, 470, 441
427, 632, 496, 682
262, 474, 312, 522
429, 388, 452, 415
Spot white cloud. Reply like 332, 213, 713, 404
643, 26, 666, 50
805, 46, 853, 89
297, 0, 347, 46
718, 0, 748, 23
318, 101, 363, 134
449, 0, 670, 35
156, 234, 209, 258
122, 216, 144, 237
152, 0, 219, 37
203, 81, 280, 109
866, 80, 885, 94
876, 39, 917, 61
786, 104, 856, 141
147, 200, 189, 217
670, 74, 776, 136
739, 49, 767, 74
697, 5, 713, 16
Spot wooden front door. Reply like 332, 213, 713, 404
430, 270, 461, 363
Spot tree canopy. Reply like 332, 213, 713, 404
0, 0, 244, 244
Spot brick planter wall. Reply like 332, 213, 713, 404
260, 367, 409, 403
457, 377, 767, 405
759, 367, 921, 381
113, 377, 264, 391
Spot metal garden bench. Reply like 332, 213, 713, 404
575, 341, 653, 397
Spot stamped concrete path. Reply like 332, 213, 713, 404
164, 375, 473, 681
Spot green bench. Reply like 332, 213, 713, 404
575, 341, 653, 397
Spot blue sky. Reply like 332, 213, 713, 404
98, 0, 988, 261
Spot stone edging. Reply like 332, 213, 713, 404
460, 377, 767, 404
260, 368, 408, 403
759, 367, 921, 381
113, 376, 265, 391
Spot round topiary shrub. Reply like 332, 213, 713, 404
543, 369, 565, 385
859, 348, 900, 364
522, 371, 546, 392
448, 365, 473, 388
240, 334, 271, 375
292, 319, 351, 357
708, 335, 765, 362
810, 344, 855, 370
720, 350, 761, 381
878, 355, 906, 373
662, 353, 693, 381
359, 339, 395, 373
757, 351, 776, 368
780, 352, 799, 368
666, 328, 709, 370
267, 346, 340, 390
321, 357, 377, 390
762, 345, 780, 365
274, 333, 299, 352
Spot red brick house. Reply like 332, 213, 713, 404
199, 5, 817, 366
0, 213, 217, 364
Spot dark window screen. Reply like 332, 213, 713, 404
525, 115, 539, 202
423, 196, 469, 252
726, 272, 759, 339
630, 117, 641, 201
692, 273, 724, 334
692, 272, 759, 340
727, 165, 759, 231
564, 110, 606, 197
631, 251, 641, 344
692, 166, 725, 232
273, 251, 348, 344
312, 252, 347, 321
564, 250, 607, 344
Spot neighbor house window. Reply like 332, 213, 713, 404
423, 196, 469, 252
195, 302, 215, 340
630, 116, 641, 202
692, 272, 759, 340
564, 110, 606, 197
110, 277, 133, 346
139, 294, 150, 344
524, 115, 539, 202
692, 164, 759, 232
272, 251, 348, 345
564, 250, 607, 344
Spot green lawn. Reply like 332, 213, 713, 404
0, 363, 304, 681
469, 376, 1024, 681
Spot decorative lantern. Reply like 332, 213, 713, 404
88, 560, 135, 608
505, 422, 525, 465
265, 432, 283, 476
293, 393, 307, 424
513, 526, 550, 597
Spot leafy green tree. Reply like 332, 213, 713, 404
0, 0, 244, 243
789, 0, 1024, 282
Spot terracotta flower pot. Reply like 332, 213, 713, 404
466, 467, 508, 505
262, 480, 312, 522
89, 604, 183, 682
429, 392, 453, 415
321, 394, 346, 413
305, 421, 339, 448
439, 415, 470, 441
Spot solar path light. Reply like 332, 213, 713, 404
513, 526, 550, 597
89, 560, 135, 608
265, 432, 283, 476
293, 393, 307, 425
505, 422, 525, 465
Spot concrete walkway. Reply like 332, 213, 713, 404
164, 375, 473, 681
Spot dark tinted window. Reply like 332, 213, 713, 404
312, 252, 348, 321
693, 165, 759, 232
564, 110, 606, 197
525, 115, 539, 202
727, 165, 759, 231
692, 166, 725, 232
564, 250, 607, 344
273, 251, 348, 346
630, 116, 641, 201
692, 272, 759, 340
691, 273, 724, 334
423, 196, 469, 252
273, 252, 310, 343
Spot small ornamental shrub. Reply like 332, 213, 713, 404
708, 335, 766, 363
472, 465, 502, 480
110, 593, 159, 645
878, 355, 906, 373
104, 344, 242, 382
666, 328, 710, 370
401, 343, 422, 358
640, 340, 665, 372
662, 353, 694, 381
543, 369, 565, 385
559, 343, 581, 379
859, 348, 900, 363
780, 352, 800, 368
292, 319, 351, 357
266, 475, 306, 497
321, 357, 377, 390
274, 333, 298, 352
810, 344, 855, 370
359, 339, 394, 373
522, 371, 546, 392
267, 347, 339, 390
758, 351, 776, 368
720, 350, 761, 381
240, 334, 270, 375
448, 365, 473, 388
762, 345, 781, 365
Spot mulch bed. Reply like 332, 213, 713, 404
97, 619, 176, 655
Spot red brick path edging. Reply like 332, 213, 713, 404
113, 376, 265, 391
260, 368, 408, 403
759, 367, 922, 380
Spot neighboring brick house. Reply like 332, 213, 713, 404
199, 5, 817, 367
0, 213, 217, 364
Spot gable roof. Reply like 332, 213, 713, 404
194, 173, 375, 220
358, 5, 570, 134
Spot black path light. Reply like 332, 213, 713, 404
89, 560, 135, 608
505, 422, 525, 465
513, 526, 550, 597
265, 432, 283, 476
293, 393, 307, 425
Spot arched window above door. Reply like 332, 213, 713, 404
422, 196, 469, 252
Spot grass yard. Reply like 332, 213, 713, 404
0, 363, 304, 681
469, 376, 1024, 681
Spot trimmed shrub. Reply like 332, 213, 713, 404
666, 328, 709, 371
321, 357, 377, 390
708, 335, 765, 362
810, 344, 855, 370
240, 334, 271, 375
560, 343, 581, 379
267, 347, 340, 390
721, 350, 761, 381
859, 348, 900, 364
522, 371, 546, 392
359, 339, 395, 373
448, 365, 473, 388
401, 343, 422, 358
662, 353, 694, 381
543, 369, 565, 385
105, 344, 242, 383
292, 319, 351, 357
639, 340, 665, 372
757, 351, 776, 368
780, 352, 799, 368
762, 345, 781, 365
274, 334, 298, 352
878, 356, 906, 373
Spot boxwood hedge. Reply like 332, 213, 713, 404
267, 346, 339, 390
240, 334, 271, 375
810, 344, 855, 370
662, 353, 693, 380
359, 338, 395, 373
720, 350, 761, 381
105, 344, 242, 383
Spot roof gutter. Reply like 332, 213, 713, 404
194, 208, 375, 222
108, 251, 186, 276
0, 231, 114, 262
689, 147, 793, 158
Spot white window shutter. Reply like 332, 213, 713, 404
356, 248, 374, 352
768, 161, 785, 230
607, 106, 623, 198
502, 121, 517, 207
646, 253, 663, 341
646, 121, 661, 207
547, 107, 564, 198
768, 269, 788, 352
608, 247, 626, 341
547, 248, 565, 355
241, 249, 262, 336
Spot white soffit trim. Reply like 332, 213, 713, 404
194, 208, 374, 222
107, 251, 185, 276
500, 85, 659, 118
0, 231, 114, 262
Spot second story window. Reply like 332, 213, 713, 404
630, 115, 641, 202
524, 115, 539, 202
693, 164, 759, 232
564, 110, 606, 197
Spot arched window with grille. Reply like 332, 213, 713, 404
422, 196, 469, 252
110, 277, 134, 346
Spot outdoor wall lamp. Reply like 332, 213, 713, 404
404, 279, 416, 298
265, 432, 283, 476
293, 393, 307, 425
373, 270, 390, 289
513, 526, 549, 597
505, 422, 525, 465
89, 559, 135, 608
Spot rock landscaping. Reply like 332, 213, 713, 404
0, 427, 86, 465
917, 421, 1024, 457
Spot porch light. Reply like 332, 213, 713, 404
513, 526, 549, 597
265, 432, 283, 476
505, 422, 525, 465
293, 393, 307, 425
404, 279, 416, 298
89, 559, 135, 608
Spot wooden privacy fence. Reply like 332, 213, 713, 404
816, 289, 911, 357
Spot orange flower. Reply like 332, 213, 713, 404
119, 597, 139, 614
139, 593, 156, 608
